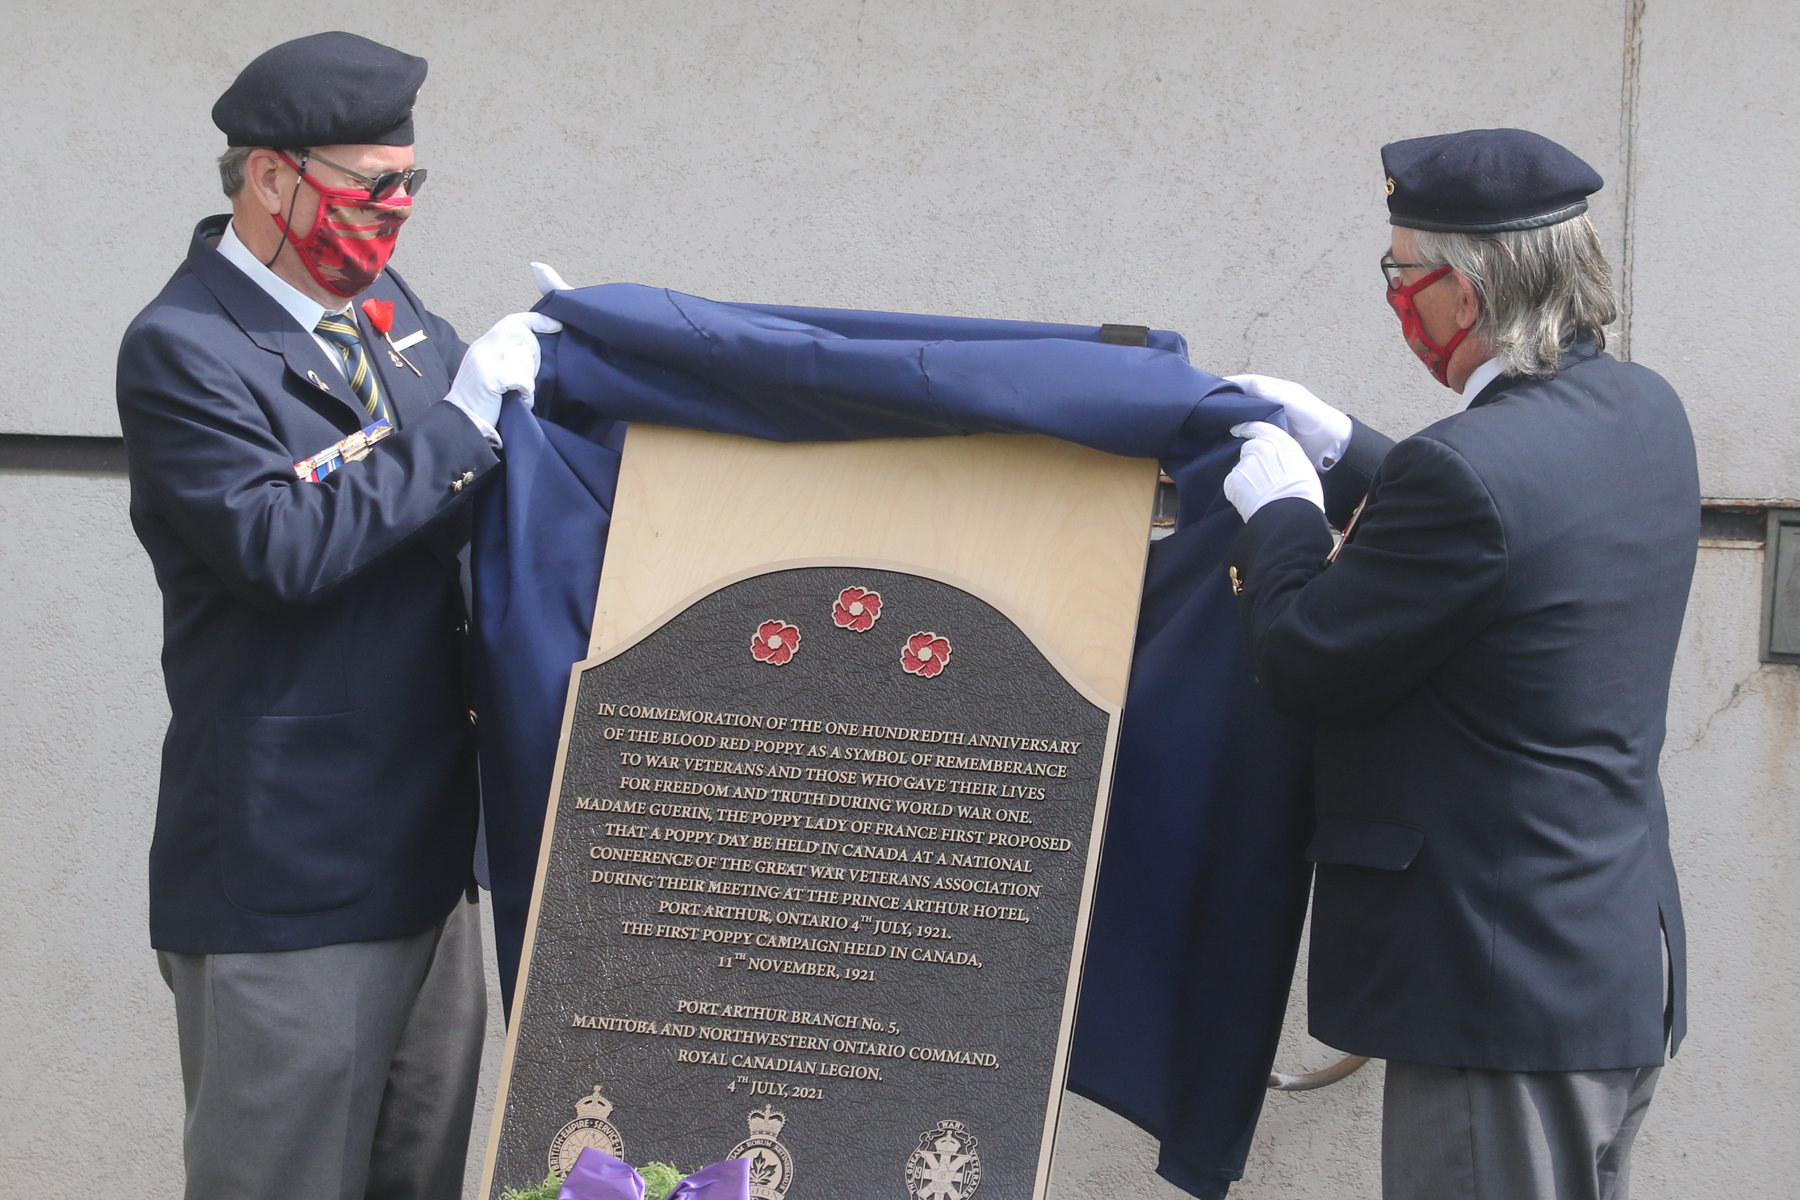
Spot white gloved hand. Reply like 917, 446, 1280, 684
443, 310, 563, 431
531, 261, 573, 296
1224, 421, 1326, 522
1225, 374, 1353, 470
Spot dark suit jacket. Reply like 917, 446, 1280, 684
1229, 341, 1696, 1071
117, 214, 501, 953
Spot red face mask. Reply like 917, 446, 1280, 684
1386, 265, 1470, 387
271, 152, 412, 298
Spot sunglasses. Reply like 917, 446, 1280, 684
301, 149, 428, 202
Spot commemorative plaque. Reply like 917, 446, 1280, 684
482, 428, 1155, 1200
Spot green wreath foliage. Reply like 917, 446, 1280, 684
640, 1162, 689, 1199
496, 1171, 562, 1200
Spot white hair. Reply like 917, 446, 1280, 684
1411, 213, 1618, 377
217, 146, 254, 197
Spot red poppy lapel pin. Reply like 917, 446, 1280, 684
362, 298, 423, 377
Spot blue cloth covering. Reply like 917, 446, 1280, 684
471, 283, 1314, 1199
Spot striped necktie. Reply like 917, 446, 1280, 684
314, 312, 389, 422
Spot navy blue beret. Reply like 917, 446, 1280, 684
1382, 128, 1602, 233
213, 31, 427, 148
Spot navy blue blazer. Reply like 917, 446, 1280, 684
1230, 341, 1696, 1071
117, 214, 501, 953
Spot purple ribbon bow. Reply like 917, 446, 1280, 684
558, 1148, 752, 1200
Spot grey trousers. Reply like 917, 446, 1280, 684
1383, 1060, 1661, 1200
158, 897, 487, 1200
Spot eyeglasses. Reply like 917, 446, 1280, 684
302, 149, 428, 202
1380, 252, 1432, 290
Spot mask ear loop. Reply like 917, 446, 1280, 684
264, 150, 311, 269
1389, 265, 1475, 386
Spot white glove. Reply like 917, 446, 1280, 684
444, 311, 563, 434
531, 261, 574, 295
1225, 374, 1353, 470
1224, 421, 1326, 522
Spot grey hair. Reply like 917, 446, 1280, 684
217, 146, 254, 197
1411, 214, 1618, 377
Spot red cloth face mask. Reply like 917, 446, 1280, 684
272, 152, 412, 298
1387, 265, 1471, 386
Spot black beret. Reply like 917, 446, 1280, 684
213, 31, 427, 148
1382, 128, 1603, 233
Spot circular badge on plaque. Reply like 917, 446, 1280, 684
905, 1119, 982, 1200
728, 1104, 795, 1199
548, 1086, 626, 1177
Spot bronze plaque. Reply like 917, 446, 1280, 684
486, 564, 1118, 1200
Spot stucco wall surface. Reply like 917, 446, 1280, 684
1, 2, 1795, 1198
4, 0, 1628, 446
1629, 0, 1800, 499
0, 474, 173, 1190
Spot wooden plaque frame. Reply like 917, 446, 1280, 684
480, 424, 1157, 1199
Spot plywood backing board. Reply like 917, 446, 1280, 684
590, 425, 1160, 707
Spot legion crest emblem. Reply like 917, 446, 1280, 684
727, 1104, 795, 1200
547, 1086, 626, 1177
905, 1119, 982, 1200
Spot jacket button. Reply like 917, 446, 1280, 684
468, 709, 478, 727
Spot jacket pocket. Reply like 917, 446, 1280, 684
216, 712, 378, 915
1305, 815, 1425, 871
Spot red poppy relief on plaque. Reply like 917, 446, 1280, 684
901, 631, 952, 678
832, 586, 883, 633
752, 620, 801, 666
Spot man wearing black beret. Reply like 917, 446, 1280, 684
117, 31, 557, 1199
1222, 129, 1697, 1198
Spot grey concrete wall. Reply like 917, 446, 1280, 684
1630, 0, 1800, 499
0, 473, 173, 1189
1, 1, 1794, 1197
